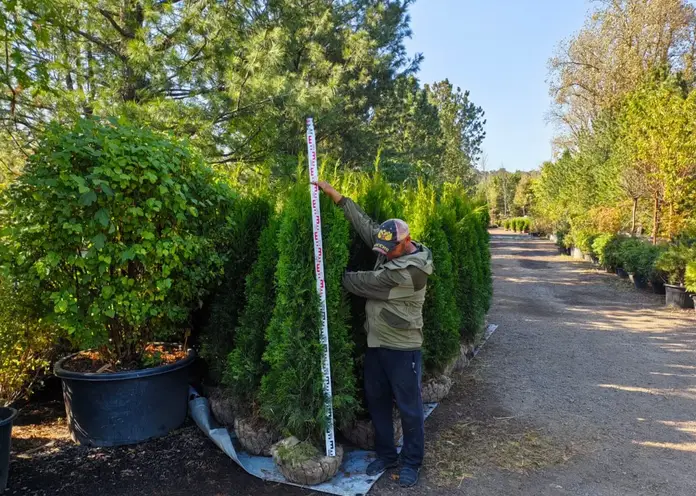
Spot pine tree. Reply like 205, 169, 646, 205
259, 182, 357, 442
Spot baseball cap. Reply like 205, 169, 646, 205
373, 219, 410, 255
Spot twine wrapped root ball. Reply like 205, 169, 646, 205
234, 416, 280, 456
271, 437, 344, 485
421, 375, 453, 403
341, 413, 402, 450
208, 387, 238, 427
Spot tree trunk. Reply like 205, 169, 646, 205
631, 197, 638, 234
651, 193, 660, 245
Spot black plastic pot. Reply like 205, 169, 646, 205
664, 285, 695, 310
1, 407, 18, 492
616, 267, 629, 279
54, 350, 195, 447
629, 274, 649, 290
650, 280, 666, 295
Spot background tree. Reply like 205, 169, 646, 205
426, 79, 486, 185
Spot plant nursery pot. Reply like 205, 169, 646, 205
571, 247, 584, 260
54, 350, 195, 447
650, 280, 666, 295
0, 407, 18, 492
629, 274, 649, 290
616, 267, 629, 279
664, 285, 695, 310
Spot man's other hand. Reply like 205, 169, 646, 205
312, 180, 343, 204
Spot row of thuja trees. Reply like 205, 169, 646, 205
200, 166, 493, 443
0, 119, 492, 450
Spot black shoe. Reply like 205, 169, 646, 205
366, 458, 398, 476
399, 466, 420, 487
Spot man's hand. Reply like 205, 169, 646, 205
313, 180, 343, 204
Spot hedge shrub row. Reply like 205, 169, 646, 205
209, 172, 492, 443
502, 217, 530, 233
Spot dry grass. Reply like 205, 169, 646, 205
425, 417, 575, 487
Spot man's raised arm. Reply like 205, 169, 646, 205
314, 180, 379, 248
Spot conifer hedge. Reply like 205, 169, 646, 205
206, 172, 492, 445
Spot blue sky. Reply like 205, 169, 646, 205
404, 0, 590, 172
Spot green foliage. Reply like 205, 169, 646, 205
571, 229, 598, 254
592, 234, 626, 270
199, 196, 272, 383
406, 183, 459, 373
508, 217, 530, 233
225, 213, 280, 405
1, 0, 486, 185
618, 239, 665, 279
686, 261, 696, 293
655, 242, 696, 286
260, 183, 357, 442
0, 119, 231, 363
0, 277, 59, 406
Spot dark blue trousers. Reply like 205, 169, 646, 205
364, 347, 425, 468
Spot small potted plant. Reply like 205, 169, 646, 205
655, 242, 696, 309
0, 119, 233, 446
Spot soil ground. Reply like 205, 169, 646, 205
8, 230, 696, 495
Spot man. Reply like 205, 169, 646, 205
315, 180, 433, 488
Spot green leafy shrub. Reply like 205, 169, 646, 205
224, 213, 280, 406
655, 242, 696, 286
259, 182, 357, 442
0, 278, 59, 406
199, 196, 272, 383
618, 239, 665, 279
0, 119, 232, 364
592, 234, 625, 269
686, 261, 696, 293
503, 219, 511, 230
573, 229, 598, 254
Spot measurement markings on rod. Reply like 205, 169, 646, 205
306, 117, 336, 457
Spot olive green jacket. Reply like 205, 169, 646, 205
338, 197, 433, 350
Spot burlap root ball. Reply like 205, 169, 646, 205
208, 387, 238, 427
271, 436, 344, 486
234, 416, 280, 456
341, 414, 402, 450
421, 374, 453, 403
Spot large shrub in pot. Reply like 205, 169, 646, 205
0, 119, 232, 365
655, 242, 696, 287
618, 239, 665, 280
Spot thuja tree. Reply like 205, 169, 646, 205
0, 118, 231, 363
439, 186, 485, 342
405, 183, 459, 373
259, 182, 357, 441
224, 213, 280, 406
473, 207, 493, 314
199, 196, 272, 383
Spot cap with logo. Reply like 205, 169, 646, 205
373, 219, 410, 255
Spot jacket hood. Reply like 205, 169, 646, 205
383, 242, 434, 275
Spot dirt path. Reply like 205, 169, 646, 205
381, 229, 695, 496
9, 230, 696, 495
